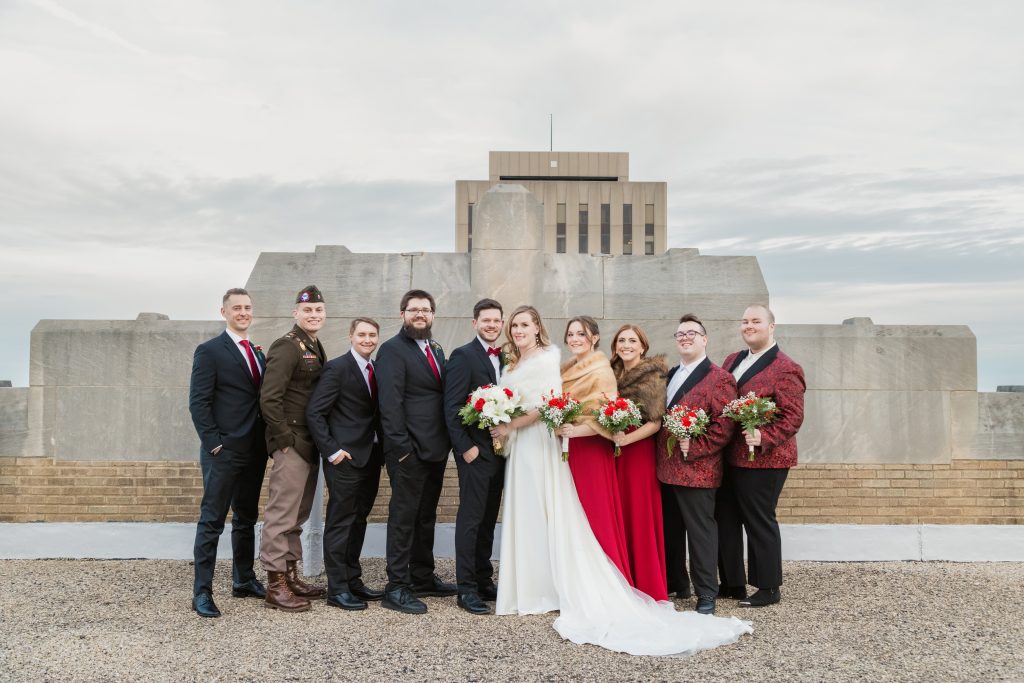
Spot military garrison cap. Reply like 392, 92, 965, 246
295, 285, 324, 304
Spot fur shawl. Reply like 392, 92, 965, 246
614, 355, 668, 423
560, 350, 617, 436
500, 345, 562, 410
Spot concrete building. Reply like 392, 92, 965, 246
455, 151, 667, 255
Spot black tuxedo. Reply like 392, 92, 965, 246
376, 327, 453, 590
306, 349, 383, 594
188, 330, 268, 596
443, 338, 505, 595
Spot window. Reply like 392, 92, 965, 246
622, 204, 632, 255
556, 203, 566, 254
644, 203, 655, 255
578, 204, 589, 254
467, 203, 474, 252
600, 203, 610, 254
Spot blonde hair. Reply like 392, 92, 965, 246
502, 305, 551, 369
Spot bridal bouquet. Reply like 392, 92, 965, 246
458, 385, 524, 456
594, 395, 644, 457
721, 391, 778, 461
662, 405, 709, 460
537, 391, 585, 461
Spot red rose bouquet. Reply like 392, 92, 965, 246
662, 404, 709, 460
721, 391, 778, 461
594, 394, 644, 457
537, 390, 585, 461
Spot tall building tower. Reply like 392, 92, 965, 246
455, 151, 667, 255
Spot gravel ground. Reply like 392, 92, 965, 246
0, 559, 1021, 683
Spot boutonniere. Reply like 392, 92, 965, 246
429, 339, 443, 354
253, 345, 264, 354
500, 351, 511, 366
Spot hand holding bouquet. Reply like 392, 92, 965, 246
662, 405, 709, 460
721, 391, 778, 461
537, 391, 585, 461
458, 385, 524, 456
594, 394, 644, 457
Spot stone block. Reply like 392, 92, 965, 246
959, 392, 1024, 460
0, 388, 29, 456
472, 184, 544, 251
777, 320, 976, 391
799, 390, 952, 464
603, 250, 767, 321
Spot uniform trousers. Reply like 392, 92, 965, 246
260, 445, 320, 572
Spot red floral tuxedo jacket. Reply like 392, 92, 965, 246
656, 358, 737, 489
722, 346, 806, 469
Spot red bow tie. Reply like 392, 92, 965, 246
487, 347, 501, 357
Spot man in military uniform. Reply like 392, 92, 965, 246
259, 285, 329, 612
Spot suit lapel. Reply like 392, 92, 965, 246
736, 345, 780, 389
471, 340, 497, 385
669, 357, 712, 408
220, 332, 254, 383
346, 352, 372, 402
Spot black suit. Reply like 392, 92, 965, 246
376, 327, 452, 590
443, 338, 505, 595
306, 349, 383, 595
188, 330, 268, 596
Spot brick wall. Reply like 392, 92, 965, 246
1, 457, 1020, 525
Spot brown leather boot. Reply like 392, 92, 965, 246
264, 571, 311, 612
285, 560, 327, 599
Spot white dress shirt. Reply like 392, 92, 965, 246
665, 355, 707, 407
226, 328, 262, 377
477, 336, 501, 379
731, 342, 777, 382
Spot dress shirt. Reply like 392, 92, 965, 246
225, 327, 262, 377
477, 336, 501, 379
732, 342, 777, 382
665, 354, 707, 407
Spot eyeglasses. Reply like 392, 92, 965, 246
404, 308, 434, 315
673, 330, 705, 340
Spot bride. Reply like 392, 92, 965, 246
491, 305, 752, 656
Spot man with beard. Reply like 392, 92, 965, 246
443, 298, 505, 615
376, 289, 456, 614
259, 285, 329, 612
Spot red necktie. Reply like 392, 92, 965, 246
487, 347, 501, 356
424, 344, 441, 382
366, 362, 378, 403
240, 339, 261, 387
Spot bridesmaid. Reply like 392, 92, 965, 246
556, 316, 633, 585
609, 325, 669, 601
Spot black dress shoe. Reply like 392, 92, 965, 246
192, 592, 221, 618
739, 588, 781, 607
718, 584, 748, 600
668, 586, 692, 599
326, 592, 368, 611
350, 582, 385, 602
232, 578, 267, 599
411, 575, 457, 597
478, 583, 498, 601
457, 592, 492, 615
381, 587, 428, 615
695, 596, 716, 615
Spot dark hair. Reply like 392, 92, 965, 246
564, 315, 601, 350
400, 289, 435, 313
678, 313, 707, 336
222, 288, 250, 305
745, 303, 776, 324
609, 324, 651, 376
473, 298, 503, 320
349, 317, 380, 334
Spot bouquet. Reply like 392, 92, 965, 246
537, 391, 586, 461
458, 385, 524, 456
721, 391, 778, 461
662, 405, 709, 460
594, 394, 644, 457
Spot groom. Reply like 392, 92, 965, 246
443, 298, 506, 615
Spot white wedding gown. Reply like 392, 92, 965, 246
496, 346, 753, 656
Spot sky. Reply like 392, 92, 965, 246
1, 0, 1021, 390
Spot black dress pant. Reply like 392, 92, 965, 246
661, 482, 690, 595
666, 485, 718, 599
454, 453, 504, 594
716, 465, 789, 589
323, 450, 382, 595
384, 453, 447, 591
193, 446, 267, 595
